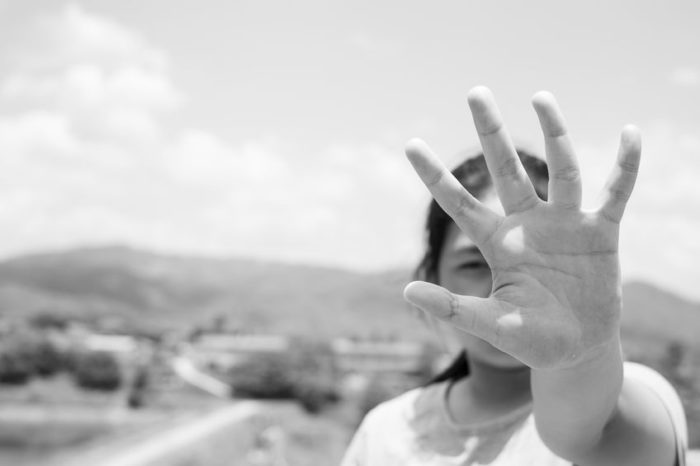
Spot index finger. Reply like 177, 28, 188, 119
405, 138, 501, 245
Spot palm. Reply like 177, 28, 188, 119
484, 208, 620, 369
404, 87, 640, 370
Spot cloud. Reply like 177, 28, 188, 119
8, 4, 696, 304
10, 4, 167, 73
668, 66, 700, 87
0, 5, 425, 272
1, 6, 182, 144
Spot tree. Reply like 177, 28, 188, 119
229, 340, 340, 413
0, 346, 33, 384
127, 366, 150, 408
73, 351, 122, 391
33, 338, 66, 377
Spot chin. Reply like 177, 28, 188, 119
438, 327, 527, 370
481, 351, 527, 369
465, 339, 527, 369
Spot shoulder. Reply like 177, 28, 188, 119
339, 382, 448, 465
623, 361, 687, 439
361, 381, 446, 433
624, 361, 688, 465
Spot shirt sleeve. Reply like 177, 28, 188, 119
624, 362, 688, 466
339, 416, 371, 466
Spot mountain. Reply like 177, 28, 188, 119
0, 246, 431, 339
0, 245, 698, 345
621, 281, 700, 346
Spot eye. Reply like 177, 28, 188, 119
456, 261, 489, 271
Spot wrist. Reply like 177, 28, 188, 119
558, 334, 623, 374
532, 336, 623, 409
531, 337, 624, 459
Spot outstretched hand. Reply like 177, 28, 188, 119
404, 87, 640, 371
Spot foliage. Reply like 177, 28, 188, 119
32, 338, 67, 376
0, 344, 34, 384
296, 375, 341, 414
231, 352, 298, 399
127, 365, 150, 408
72, 351, 122, 391
28, 311, 71, 330
229, 340, 340, 414
0, 331, 68, 383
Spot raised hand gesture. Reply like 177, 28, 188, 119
404, 86, 640, 371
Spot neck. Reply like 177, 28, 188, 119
453, 357, 532, 406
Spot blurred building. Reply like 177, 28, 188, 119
330, 338, 427, 375
188, 332, 432, 378
188, 333, 292, 372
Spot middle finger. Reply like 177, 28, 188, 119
467, 86, 540, 214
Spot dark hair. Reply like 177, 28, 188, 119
417, 149, 549, 384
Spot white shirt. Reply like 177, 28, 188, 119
341, 362, 687, 466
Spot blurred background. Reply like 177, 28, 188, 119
0, 1, 698, 464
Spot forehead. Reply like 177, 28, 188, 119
443, 222, 477, 253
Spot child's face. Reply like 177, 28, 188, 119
433, 191, 526, 369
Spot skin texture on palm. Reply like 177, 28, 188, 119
403, 86, 641, 371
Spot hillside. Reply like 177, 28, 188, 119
0, 246, 430, 339
622, 281, 700, 342
0, 245, 698, 345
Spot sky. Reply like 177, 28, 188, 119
0, 1, 699, 300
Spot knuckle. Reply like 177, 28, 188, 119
426, 168, 445, 188
552, 165, 580, 183
447, 293, 460, 321
547, 127, 568, 138
617, 160, 639, 175
478, 121, 503, 136
609, 188, 629, 203
495, 157, 519, 179
598, 208, 621, 225
554, 199, 579, 210
507, 192, 538, 213
457, 194, 476, 213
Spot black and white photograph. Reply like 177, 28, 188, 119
0, 1, 698, 465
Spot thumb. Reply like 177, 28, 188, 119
403, 281, 502, 346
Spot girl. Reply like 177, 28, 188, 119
340, 87, 688, 465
